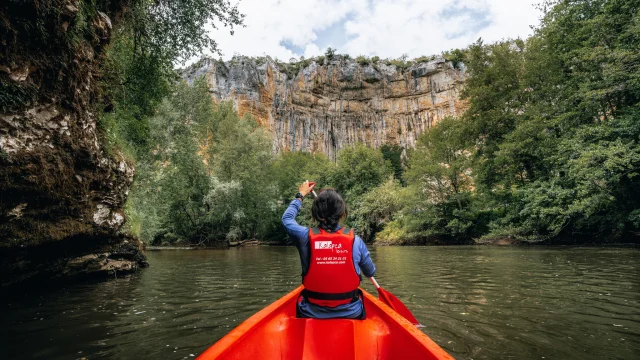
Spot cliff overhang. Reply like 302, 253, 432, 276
0, 0, 147, 286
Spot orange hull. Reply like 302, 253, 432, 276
197, 286, 454, 360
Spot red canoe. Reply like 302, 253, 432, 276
197, 285, 454, 360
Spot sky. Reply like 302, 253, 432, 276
195, 0, 542, 63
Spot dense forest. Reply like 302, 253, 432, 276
104, 0, 639, 246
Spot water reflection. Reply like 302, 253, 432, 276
1, 246, 638, 359
367, 247, 640, 359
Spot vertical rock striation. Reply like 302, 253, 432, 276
181, 55, 467, 159
0, 0, 146, 286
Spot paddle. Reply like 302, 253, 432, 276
308, 181, 317, 198
370, 277, 423, 327
306, 183, 422, 327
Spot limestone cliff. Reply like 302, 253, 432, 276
0, 1, 146, 285
181, 55, 467, 159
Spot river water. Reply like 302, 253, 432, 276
1, 246, 638, 359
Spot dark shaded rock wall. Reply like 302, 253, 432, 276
0, 0, 146, 286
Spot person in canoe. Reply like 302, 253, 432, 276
281, 180, 376, 319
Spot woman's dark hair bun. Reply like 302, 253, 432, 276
311, 189, 347, 232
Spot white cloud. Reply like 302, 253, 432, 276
303, 43, 323, 58
189, 0, 541, 64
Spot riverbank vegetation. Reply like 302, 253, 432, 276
106, 0, 638, 246
376, 0, 640, 244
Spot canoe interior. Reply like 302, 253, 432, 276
197, 286, 453, 360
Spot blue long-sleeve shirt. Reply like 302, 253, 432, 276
281, 199, 376, 318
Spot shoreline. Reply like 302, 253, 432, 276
146, 241, 640, 250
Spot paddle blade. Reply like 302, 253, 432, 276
376, 287, 423, 327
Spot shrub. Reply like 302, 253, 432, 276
356, 55, 370, 66
325, 47, 336, 60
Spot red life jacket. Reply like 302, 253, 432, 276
302, 226, 361, 307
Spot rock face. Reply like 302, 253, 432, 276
181, 56, 467, 159
0, 1, 147, 286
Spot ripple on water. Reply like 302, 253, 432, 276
1, 246, 639, 360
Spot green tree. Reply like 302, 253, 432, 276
405, 117, 471, 209
208, 102, 277, 239
325, 47, 336, 60
461, 38, 527, 190
380, 144, 404, 183
128, 0, 640, 246
127, 79, 216, 244
399, 117, 478, 240
350, 180, 406, 242
270, 152, 334, 202
267, 151, 335, 240
327, 144, 393, 199
99, 0, 244, 158
459, 0, 640, 241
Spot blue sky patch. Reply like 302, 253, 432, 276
313, 13, 358, 54
440, 2, 493, 39
279, 40, 305, 57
